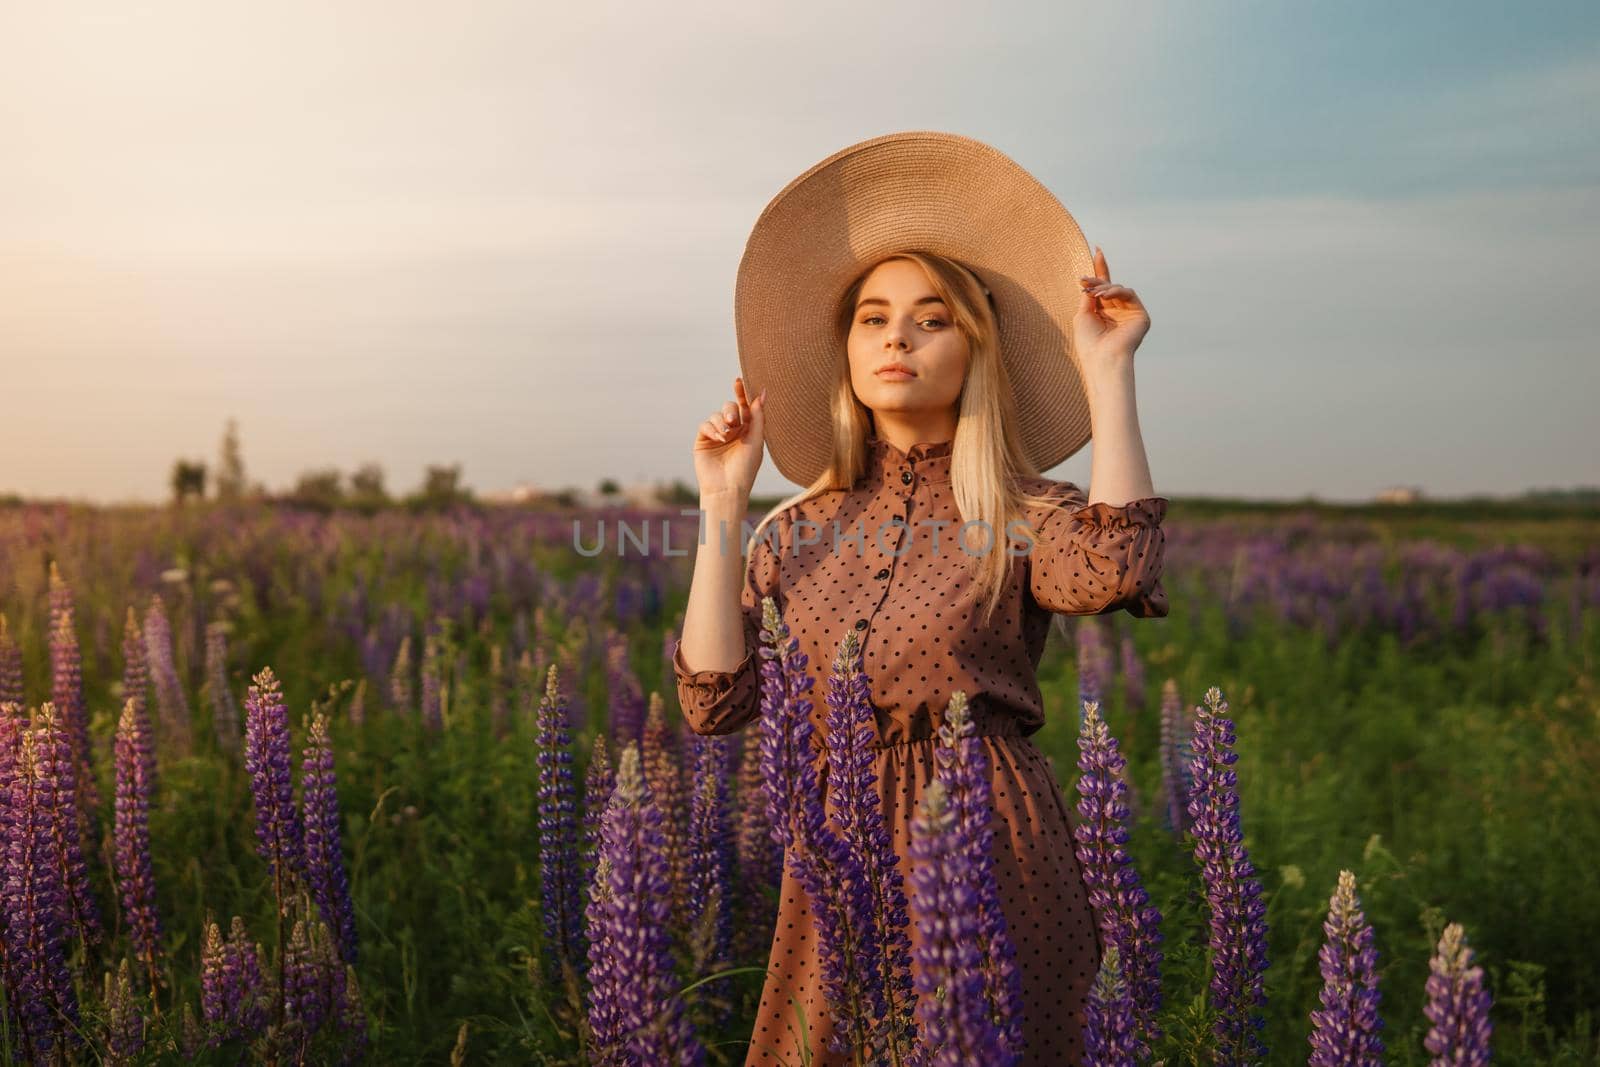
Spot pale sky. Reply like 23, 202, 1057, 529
4, 1, 1597, 505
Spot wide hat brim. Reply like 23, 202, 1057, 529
735, 129, 1097, 488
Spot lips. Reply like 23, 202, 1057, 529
876, 364, 915, 379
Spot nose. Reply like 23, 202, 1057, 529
884, 326, 909, 351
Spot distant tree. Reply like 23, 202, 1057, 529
171, 460, 207, 505
598, 478, 621, 498
409, 464, 474, 512
290, 468, 345, 512
663, 479, 697, 506
349, 463, 390, 513
216, 418, 247, 503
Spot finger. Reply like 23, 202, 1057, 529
700, 418, 728, 444
1086, 284, 1134, 301
721, 401, 743, 430
1094, 245, 1110, 282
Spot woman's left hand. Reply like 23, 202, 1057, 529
1072, 245, 1150, 380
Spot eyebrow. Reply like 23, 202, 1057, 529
855, 295, 948, 309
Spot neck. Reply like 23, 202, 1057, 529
868, 413, 957, 455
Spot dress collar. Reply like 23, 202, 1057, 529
863, 434, 955, 487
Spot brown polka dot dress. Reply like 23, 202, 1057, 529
672, 434, 1170, 1066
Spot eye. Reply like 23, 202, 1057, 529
920, 317, 947, 329
861, 314, 885, 325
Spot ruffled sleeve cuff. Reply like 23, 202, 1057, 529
672, 636, 761, 736
1027, 487, 1171, 619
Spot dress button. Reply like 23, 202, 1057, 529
901, 470, 914, 485
874, 567, 890, 580
854, 617, 868, 630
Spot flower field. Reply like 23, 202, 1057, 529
0, 500, 1595, 1065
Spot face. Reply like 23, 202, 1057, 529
846, 258, 970, 420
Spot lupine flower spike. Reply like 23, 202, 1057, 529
1423, 922, 1493, 1066
114, 698, 164, 988
35, 703, 103, 947
122, 607, 157, 788
825, 629, 921, 1062
934, 691, 1024, 1061
1083, 943, 1136, 1067
583, 742, 705, 1066
684, 731, 736, 1028
302, 710, 359, 967
535, 664, 583, 982
104, 958, 146, 1063
144, 594, 193, 755
1073, 699, 1163, 1055
908, 777, 998, 1065
755, 596, 883, 1057
3, 730, 83, 1061
1186, 686, 1269, 1063
1308, 870, 1384, 1065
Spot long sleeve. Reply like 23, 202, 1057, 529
1025, 480, 1170, 618
671, 523, 783, 735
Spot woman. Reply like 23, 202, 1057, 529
673, 132, 1169, 1065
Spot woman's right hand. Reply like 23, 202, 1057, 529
693, 376, 767, 498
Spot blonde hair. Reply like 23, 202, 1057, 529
744, 250, 1075, 627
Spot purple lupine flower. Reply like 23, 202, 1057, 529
1186, 686, 1269, 1063
200, 919, 229, 1034
229, 916, 271, 1037
604, 628, 648, 747
122, 607, 157, 788
1120, 634, 1146, 714
49, 572, 99, 825
641, 693, 689, 925
1308, 869, 1383, 1065
684, 731, 736, 1028
582, 732, 615, 876
0, 613, 23, 710
733, 729, 781, 960
1424, 922, 1493, 1066
201, 915, 270, 1045
114, 698, 164, 982
755, 597, 883, 1057
3, 730, 82, 1061
389, 634, 414, 713
1073, 699, 1164, 1056
35, 703, 102, 946
0, 701, 22, 1007
1158, 679, 1194, 838
145, 594, 193, 755
245, 668, 306, 886
302, 710, 359, 966
420, 634, 443, 731
583, 742, 706, 1066
535, 665, 583, 980
1083, 942, 1137, 1067
283, 915, 337, 1044
104, 957, 146, 1064
337, 962, 369, 1065
933, 690, 1024, 1061
908, 777, 997, 1065
206, 621, 242, 754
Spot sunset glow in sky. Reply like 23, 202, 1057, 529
5, 1, 1596, 503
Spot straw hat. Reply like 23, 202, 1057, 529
735, 129, 1098, 488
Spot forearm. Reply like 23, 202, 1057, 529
678, 488, 752, 674
1082, 364, 1158, 506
